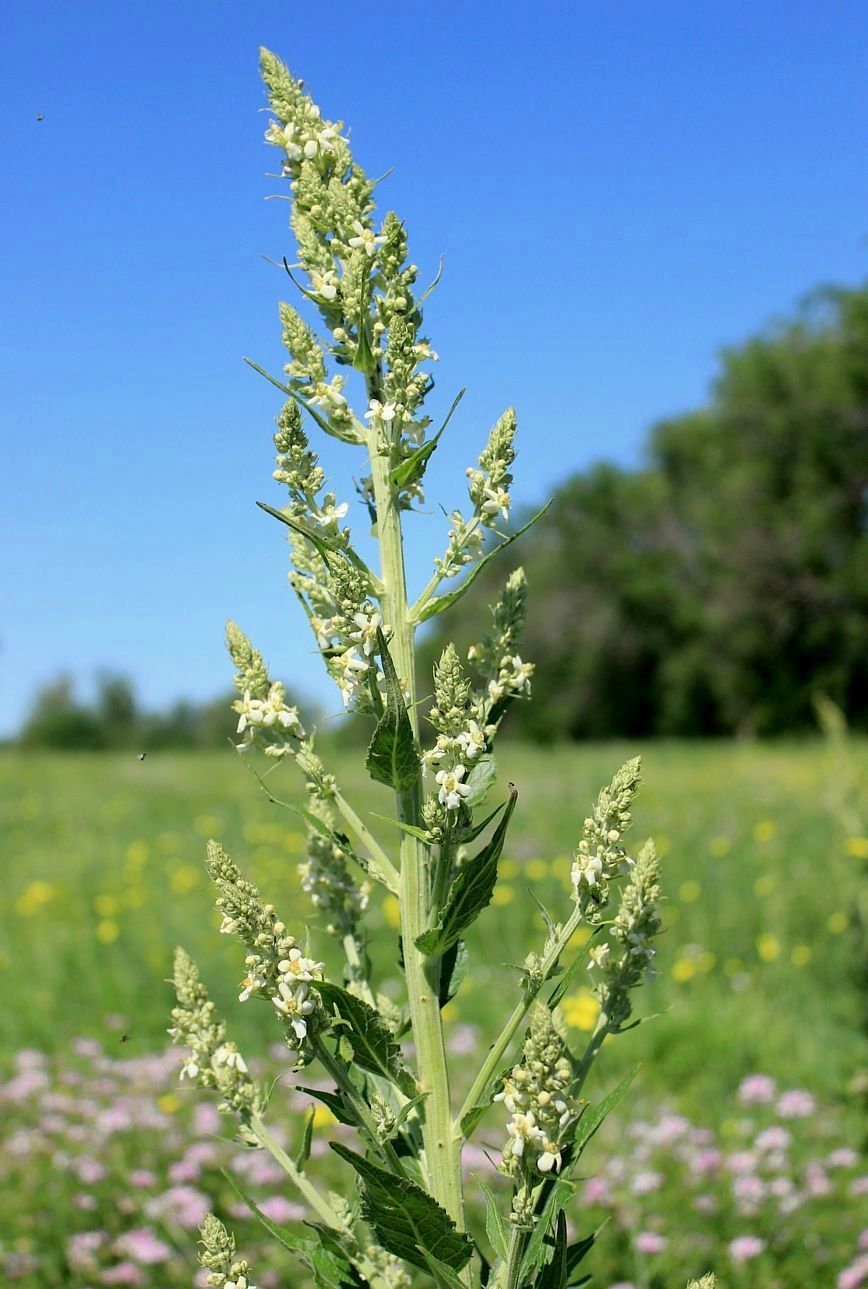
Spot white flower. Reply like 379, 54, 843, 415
310, 380, 348, 414
348, 611, 383, 656
309, 268, 339, 301
278, 947, 324, 982
314, 500, 349, 527
219, 914, 238, 935
536, 1140, 563, 1173
587, 943, 610, 971
506, 1110, 543, 1158
238, 972, 265, 1002
481, 485, 510, 520
348, 220, 386, 257
265, 121, 302, 160
213, 1043, 248, 1074
456, 720, 486, 759
572, 852, 604, 889
436, 764, 472, 810
364, 398, 397, 423
179, 1058, 199, 1081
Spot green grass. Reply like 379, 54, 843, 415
1, 740, 866, 1114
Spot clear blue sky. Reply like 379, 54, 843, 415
3, 0, 867, 735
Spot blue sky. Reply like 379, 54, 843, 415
3, 0, 867, 735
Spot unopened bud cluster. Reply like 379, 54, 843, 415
168, 949, 258, 1118
496, 1004, 576, 1182
297, 799, 371, 938
591, 839, 662, 1028
468, 568, 534, 722
198, 1214, 257, 1289
571, 757, 642, 914
206, 841, 325, 1047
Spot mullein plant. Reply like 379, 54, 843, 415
170, 48, 692, 1289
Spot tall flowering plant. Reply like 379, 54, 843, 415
170, 49, 693, 1289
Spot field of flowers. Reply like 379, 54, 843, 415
1, 739, 866, 1286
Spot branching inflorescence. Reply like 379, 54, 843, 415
169, 48, 710, 1289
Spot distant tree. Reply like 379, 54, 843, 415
20, 675, 107, 750
421, 280, 868, 738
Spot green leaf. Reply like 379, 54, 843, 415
438, 939, 469, 1008
223, 1168, 364, 1288
417, 500, 552, 623
369, 811, 431, 844
416, 787, 518, 957
389, 387, 466, 490
459, 798, 506, 843
256, 499, 335, 564
478, 1180, 509, 1261
295, 1104, 315, 1170
565, 1232, 598, 1279
537, 1211, 569, 1289
315, 981, 416, 1096
243, 356, 361, 444
519, 1179, 575, 1283
330, 1143, 474, 1274
573, 1066, 638, 1158
546, 932, 601, 1010
365, 629, 420, 792
464, 754, 497, 807
295, 1083, 360, 1128
421, 1252, 468, 1289
352, 272, 377, 375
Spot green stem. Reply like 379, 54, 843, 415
409, 514, 484, 622
249, 1114, 343, 1228
332, 787, 400, 891
574, 1017, 611, 1092
457, 904, 583, 1133
367, 426, 466, 1238
502, 1224, 528, 1289
314, 1039, 406, 1175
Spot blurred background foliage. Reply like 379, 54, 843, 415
420, 280, 868, 740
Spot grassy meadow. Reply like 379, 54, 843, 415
1, 739, 867, 1286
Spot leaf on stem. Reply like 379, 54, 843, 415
243, 356, 362, 444
415, 786, 518, 957
256, 500, 336, 564
478, 1179, 509, 1261
315, 981, 416, 1096
572, 1065, 638, 1158
295, 1083, 361, 1127
330, 1143, 474, 1274
537, 1211, 569, 1289
463, 754, 497, 808
546, 931, 601, 1009
389, 387, 466, 491
222, 1170, 363, 1286
416, 500, 552, 623
368, 811, 431, 844
295, 1105, 315, 1170
365, 629, 420, 792
438, 939, 469, 1008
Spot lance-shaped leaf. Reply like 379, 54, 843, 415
438, 939, 469, 1008
330, 1143, 474, 1274
519, 1179, 575, 1284
416, 500, 552, 624
369, 811, 431, 844
389, 388, 466, 491
315, 981, 416, 1096
365, 629, 420, 792
295, 1105, 316, 1169
244, 356, 362, 444
537, 1211, 569, 1289
572, 1065, 638, 1158
459, 798, 507, 844
256, 499, 336, 564
295, 1083, 361, 1128
478, 1180, 509, 1262
352, 271, 377, 375
546, 930, 601, 1010
416, 786, 518, 957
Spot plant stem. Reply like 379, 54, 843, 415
249, 1114, 343, 1229
457, 905, 583, 1133
367, 428, 466, 1238
502, 1224, 528, 1289
332, 787, 400, 891
314, 1039, 406, 1175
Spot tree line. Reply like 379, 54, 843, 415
421, 280, 868, 738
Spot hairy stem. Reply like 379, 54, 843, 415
367, 428, 466, 1238
501, 1224, 528, 1289
332, 787, 400, 891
